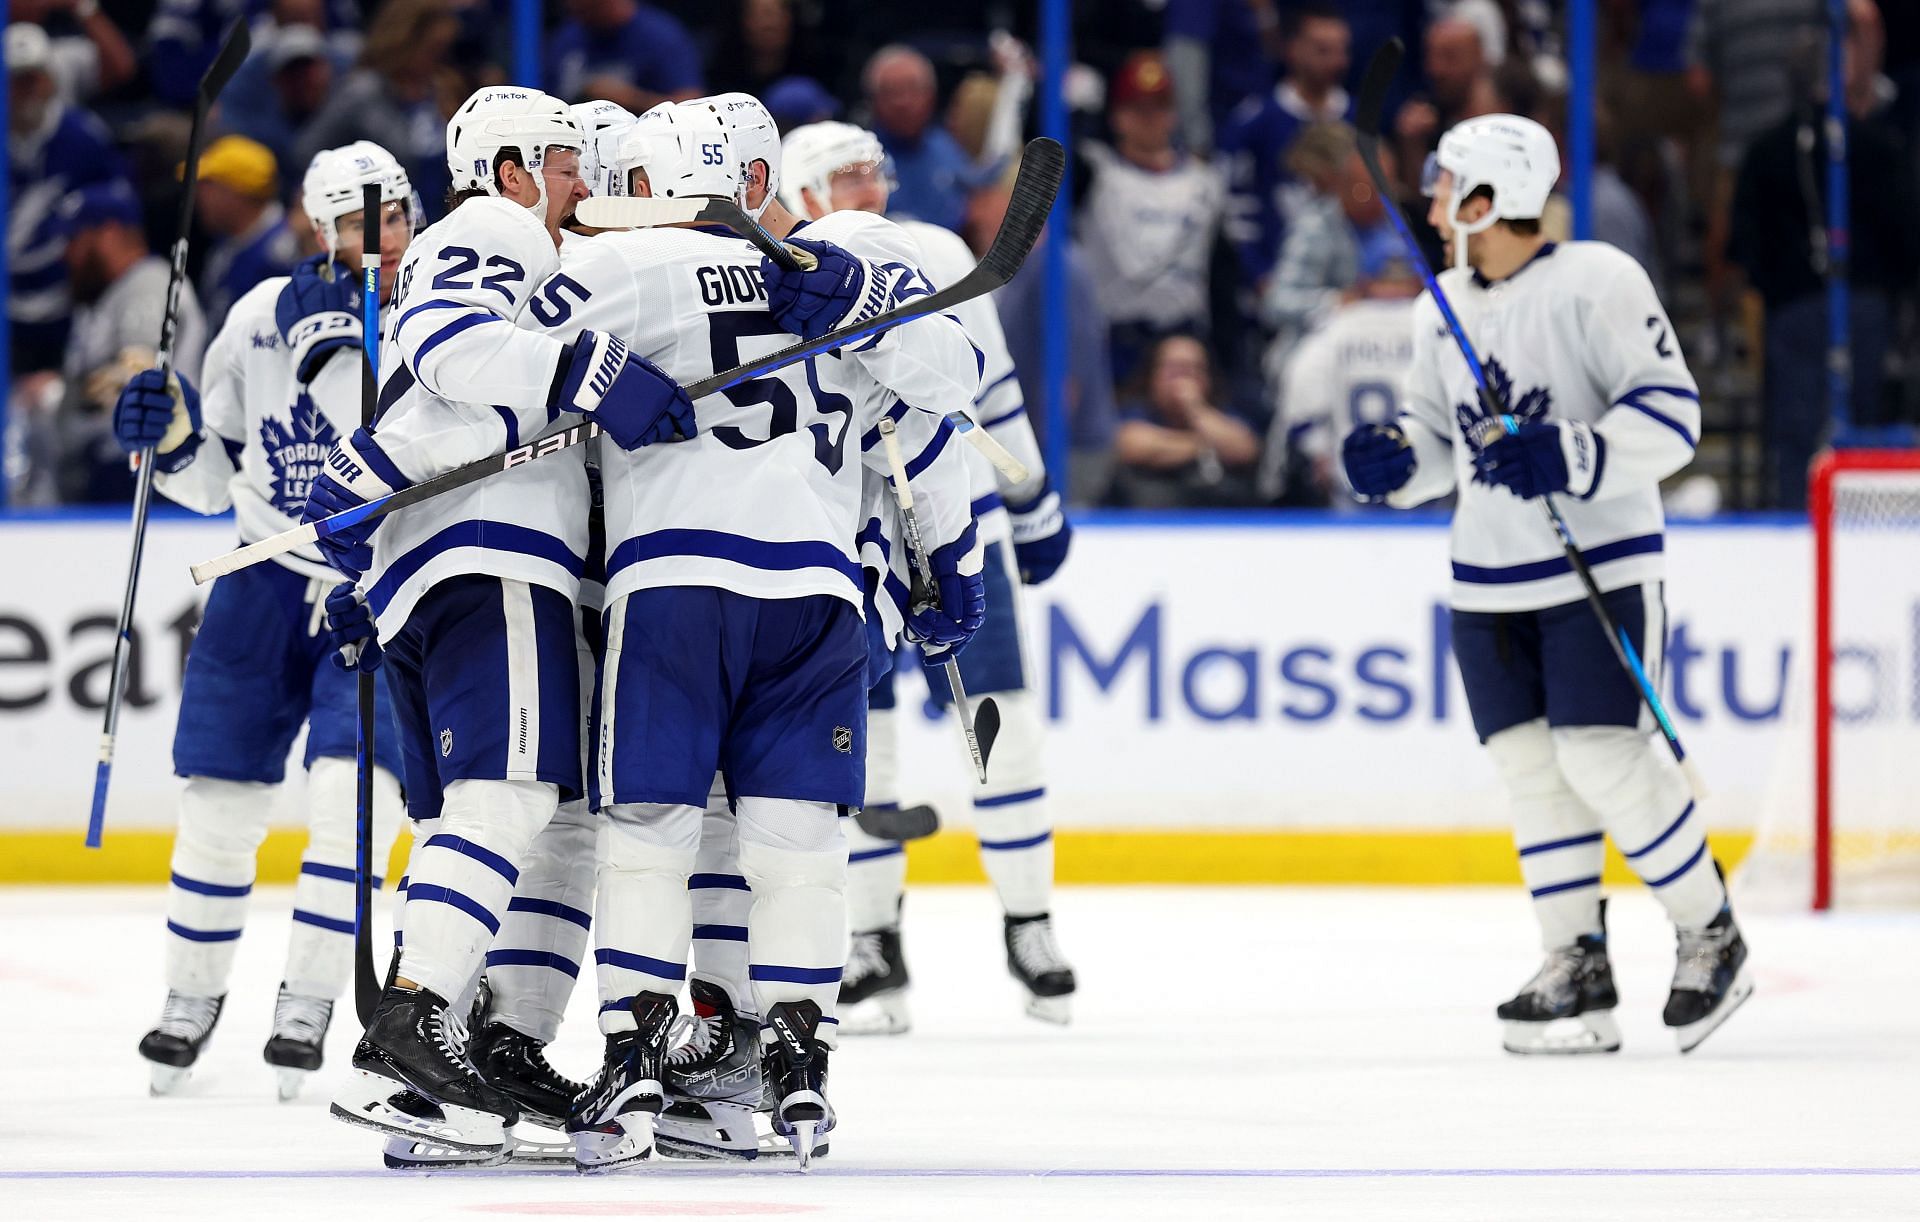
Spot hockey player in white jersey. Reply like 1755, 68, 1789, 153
309, 87, 698, 1158
1340, 114, 1751, 1055
113, 141, 414, 1100
778, 120, 1079, 1031
521, 105, 983, 1168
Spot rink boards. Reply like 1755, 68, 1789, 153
0, 510, 1836, 883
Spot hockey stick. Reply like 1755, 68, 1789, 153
87, 20, 251, 845
1354, 39, 1703, 798
353, 183, 382, 1028
188, 138, 1065, 585
877, 416, 999, 783
854, 802, 941, 842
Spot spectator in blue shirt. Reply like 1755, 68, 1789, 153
1162, 0, 1277, 155
146, 0, 250, 110
220, 24, 337, 181
193, 135, 300, 331
863, 44, 985, 236
1217, 3, 1352, 293
8, 22, 126, 375
547, 0, 705, 113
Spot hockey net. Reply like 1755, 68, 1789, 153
1742, 449, 1920, 909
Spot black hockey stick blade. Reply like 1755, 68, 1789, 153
854, 803, 942, 842
973, 696, 1002, 770
197, 19, 252, 107
1355, 38, 1404, 146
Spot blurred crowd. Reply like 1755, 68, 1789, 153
7, 0, 1918, 510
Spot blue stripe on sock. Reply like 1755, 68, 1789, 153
506, 896, 592, 930
598, 996, 633, 1014
693, 923, 749, 942
974, 787, 1045, 809
421, 834, 519, 885
1646, 841, 1709, 889
299, 861, 383, 887
849, 844, 905, 863
1625, 801, 1696, 860
169, 873, 251, 898
166, 920, 243, 943
749, 963, 843, 985
291, 909, 356, 935
688, 873, 750, 891
979, 829, 1052, 852
1518, 831, 1605, 857
594, 948, 687, 981
485, 948, 582, 978
1529, 876, 1601, 899
404, 883, 501, 935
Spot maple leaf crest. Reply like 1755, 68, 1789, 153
1454, 354, 1553, 452
260, 391, 339, 516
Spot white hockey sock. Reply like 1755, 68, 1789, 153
849, 707, 907, 932
282, 758, 404, 999
737, 797, 847, 1048
1487, 719, 1605, 949
595, 801, 700, 1034
1554, 726, 1727, 930
969, 690, 1053, 918
486, 798, 596, 1044
163, 777, 273, 997
397, 778, 556, 1003
690, 790, 753, 1013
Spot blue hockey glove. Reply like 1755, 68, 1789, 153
111, 368, 203, 472
761, 238, 885, 342
1475, 419, 1602, 501
1341, 423, 1416, 499
300, 428, 410, 580
906, 536, 987, 658
554, 330, 697, 450
323, 582, 383, 672
1006, 477, 1072, 585
276, 254, 363, 383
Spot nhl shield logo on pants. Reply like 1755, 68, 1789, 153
439, 728, 454, 758
832, 726, 853, 754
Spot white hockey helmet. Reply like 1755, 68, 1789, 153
692, 93, 782, 217
301, 140, 416, 256
611, 102, 743, 202
445, 86, 585, 212
1425, 113, 1559, 241
778, 121, 888, 217
571, 99, 637, 197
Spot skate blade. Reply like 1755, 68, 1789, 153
570, 1112, 657, 1174
1501, 1010, 1622, 1055
275, 1067, 310, 1103
148, 1063, 193, 1096
330, 1070, 507, 1153
837, 991, 910, 1036
383, 1127, 567, 1169
655, 1102, 760, 1162
1024, 993, 1073, 1026
789, 1120, 819, 1171
1675, 964, 1755, 1054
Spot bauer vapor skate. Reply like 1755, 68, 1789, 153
1498, 902, 1621, 1054
655, 976, 767, 1161
263, 984, 332, 1101
1665, 905, 1753, 1053
383, 1019, 583, 1169
1005, 912, 1076, 1024
139, 991, 225, 1095
331, 985, 519, 1158
567, 991, 676, 1173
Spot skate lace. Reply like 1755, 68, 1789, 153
666, 1011, 722, 1068
429, 1006, 472, 1075
156, 991, 220, 1040
1520, 947, 1584, 1003
1009, 918, 1066, 976
273, 988, 332, 1044
844, 931, 887, 986
1672, 925, 1729, 993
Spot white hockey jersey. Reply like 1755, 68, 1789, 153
1078, 142, 1223, 331
156, 277, 357, 583
1262, 296, 1417, 502
357, 197, 591, 637
1390, 241, 1699, 613
523, 221, 979, 617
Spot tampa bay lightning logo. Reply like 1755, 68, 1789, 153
1455, 356, 1552, 452
260, 391, 339, 515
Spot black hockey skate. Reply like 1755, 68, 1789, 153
1497, 903, 1621, 1055
838, 926, 911, 1035
330, 985, 520, 1156
383, 1020, 585, 1169
655, 976, 767, 1162
1664, 905, 1754, 1053
763, 999, 834, 1171
567, 991, 677, 1173
139, 991, 225, 1095
263, 984, 332, 1101
1004, 912, 1076, 1024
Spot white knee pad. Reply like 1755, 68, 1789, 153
1487, 719, 1605, 949
164, 777, 275, 997
282, 758, 405, 998
486, 797, 598, 1043
1553, 726, 1725, 929
595, 802, 701, 1033
691, 787, 752, 1012
398, 778, 557, 1002
737, 799, 846, 1041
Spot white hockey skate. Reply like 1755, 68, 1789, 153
139, 991, 224, 1095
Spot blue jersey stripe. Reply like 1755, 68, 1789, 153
1615, 386, 1699, 447
1452, 533, 1663, 585
368, 521, 584, 613
411, 312, 500, 377
606, 528, 860, 588
688, 872, 750, 891
971, 492, 1004, 518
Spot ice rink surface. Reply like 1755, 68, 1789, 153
3, 884, 1915, 1222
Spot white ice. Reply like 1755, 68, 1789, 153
3, 884, 1916, 1221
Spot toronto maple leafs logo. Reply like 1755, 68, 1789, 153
260, 391, 339, 515
1454, 355, 1552, 453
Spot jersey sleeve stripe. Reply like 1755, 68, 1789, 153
352, 429, 414, 493
1613, 387, 1700, 447
901, 417, 955, 480
980, 402, 1026, 428
1451, 532, 1663, 585
411, 311, 502, 371
396, 297, 491, 331
859, 401, 911, 450
971, 491, 1004, 517
492, 404, 520, 448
